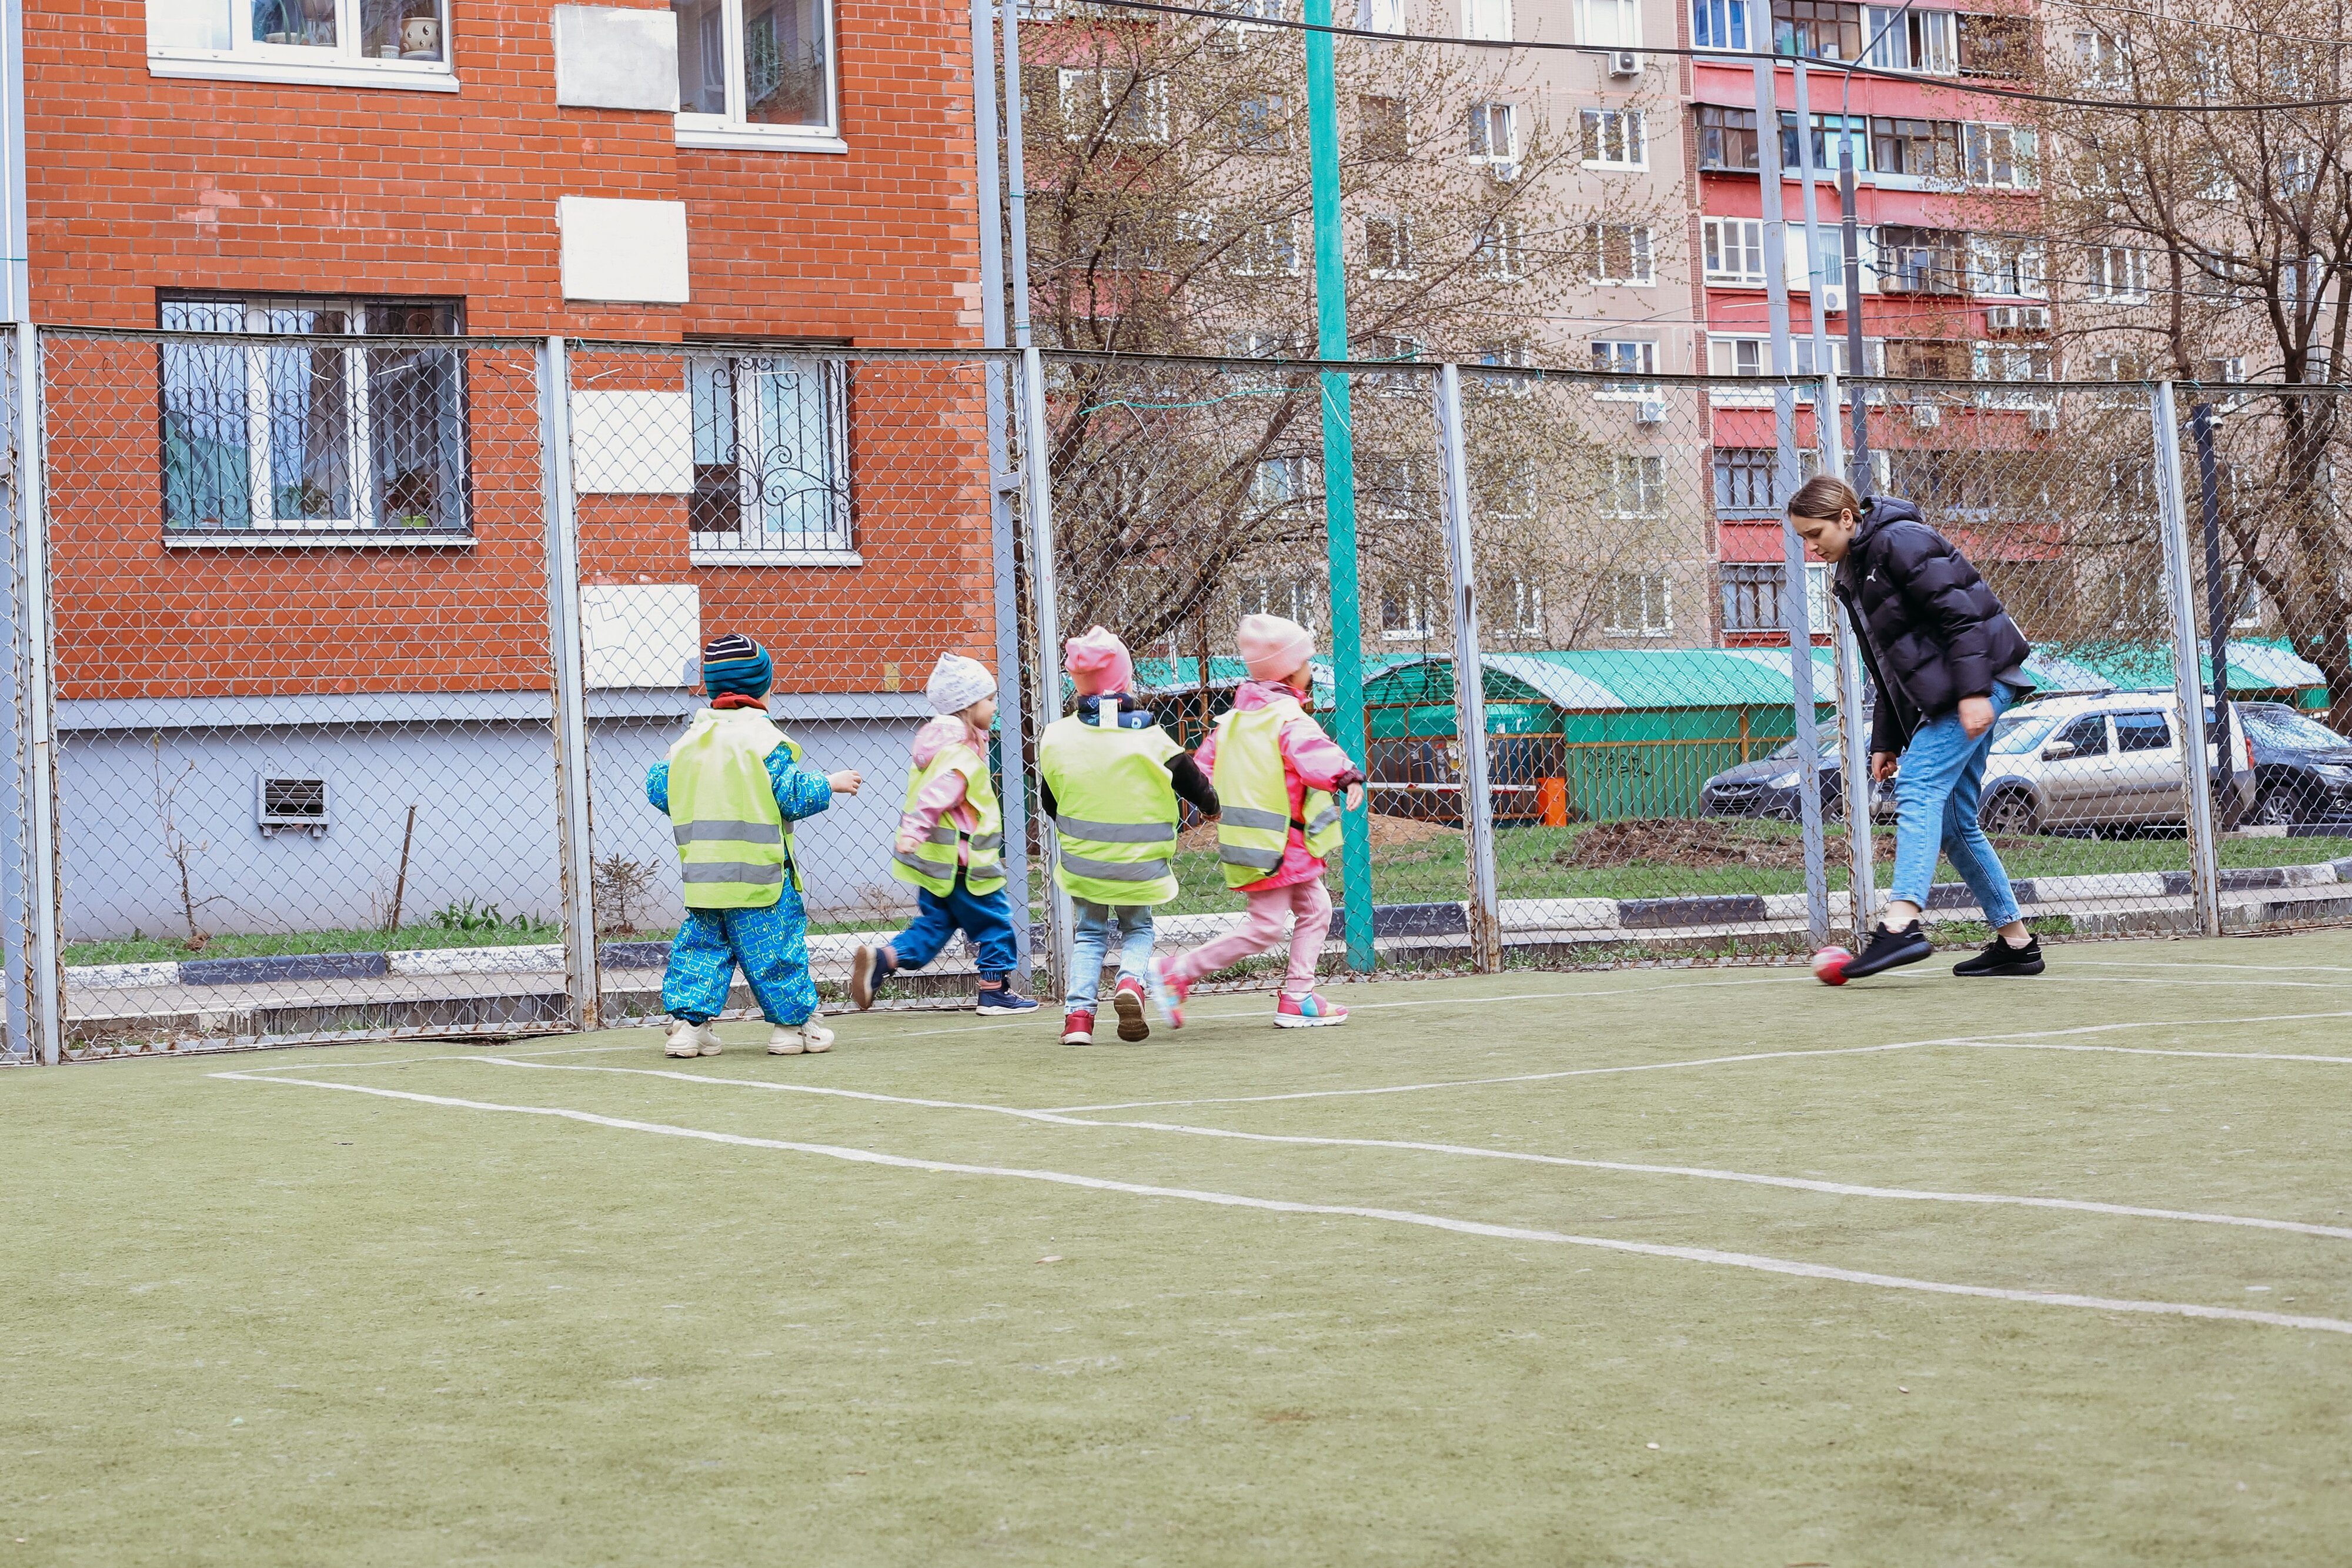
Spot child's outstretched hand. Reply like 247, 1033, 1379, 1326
1344, 782, 1366, 812
894, 829, 920, 855
828, 770, 863, 796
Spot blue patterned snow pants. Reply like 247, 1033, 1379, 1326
662, 888, 819, 1026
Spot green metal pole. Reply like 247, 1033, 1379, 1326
1303, 0, 1375, 970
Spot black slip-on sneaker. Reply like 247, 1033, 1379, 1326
1953, 933, 2044, 977
1841, 921, 1933, 980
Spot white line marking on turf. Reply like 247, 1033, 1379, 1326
1949, 1040, 2352, 1065
2082, 960, 2352, 975
1043, 1009, 2352, 1112
212, 1069, 2352, 1336
470, 1058, 2352, 1243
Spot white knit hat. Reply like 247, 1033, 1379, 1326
925, 653, 997, 715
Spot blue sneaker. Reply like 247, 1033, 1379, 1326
975, 981, 1040, 1015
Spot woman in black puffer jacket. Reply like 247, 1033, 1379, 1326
1787, 476, 2044, 981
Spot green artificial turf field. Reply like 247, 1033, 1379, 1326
8, 931, 2352, 1565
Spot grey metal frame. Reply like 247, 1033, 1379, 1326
537, 335, 602, 1029
2152, 379, 2223, 938
11, 320, 56, 1062
1433, 363, 1500, 971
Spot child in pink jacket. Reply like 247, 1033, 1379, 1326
1152, 614, 1366, 1029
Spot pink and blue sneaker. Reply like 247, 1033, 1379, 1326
1148, 957, 1190, 1029
1274, 991, 1348, 1028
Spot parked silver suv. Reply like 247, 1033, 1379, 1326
1964, 691, 2253, 835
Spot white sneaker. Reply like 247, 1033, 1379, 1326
770, 1021, 834, 1055
666, 1021, 721, 1058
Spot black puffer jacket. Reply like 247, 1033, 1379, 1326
1835, 497, 2033, 755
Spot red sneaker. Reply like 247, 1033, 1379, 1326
1060, 1008, 1095, 1045
1148, 957, 1190, 1029
1274, 991, 1348, 1028
1112, 976, 1150, 1042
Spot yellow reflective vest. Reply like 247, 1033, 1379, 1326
890, 738, 1005, 896
666, 707, 801, 909
1210, 695, 1341, 890
1038, 706, 1182, 905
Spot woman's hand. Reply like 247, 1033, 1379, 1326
1958, 696, 1995, 738
828, 770, 863, 797
1872, 751, 1899, 783
1344, 783, 1366, 813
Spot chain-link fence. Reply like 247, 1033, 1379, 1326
5, 330, 2348, 1061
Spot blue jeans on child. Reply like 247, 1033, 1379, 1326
1067, 901, 1155, 1010
1890, 681, 2024, 928
891, 867, 1021, 980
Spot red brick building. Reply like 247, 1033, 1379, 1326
9, 0, 998, 937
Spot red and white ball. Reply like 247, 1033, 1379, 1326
1811, 946, 1853, 986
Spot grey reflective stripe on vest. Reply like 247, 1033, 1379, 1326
1305, 803, 1341, 834
1219, 805, 1290, 833
673, 818, 784, 845
1218, 842, 1284, 871
1055, 815, 1175, 844
681, 861, 786, 885
1058, 849, 1172, 882
924, 823, 960, 844
894, 848, 951, 877
969, 833, 1003, 852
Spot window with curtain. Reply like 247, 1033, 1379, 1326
687, 353, 852, 559
159, 295, 466, 534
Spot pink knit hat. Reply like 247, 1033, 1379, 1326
1063, 625, 1133, 696
1238, 613, 1315, 681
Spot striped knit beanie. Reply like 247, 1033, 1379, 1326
700, 632, 773, 698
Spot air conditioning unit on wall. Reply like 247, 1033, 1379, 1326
1608, 49, 1642, 76
1910, 403, 1942, 429
1635, 399, 1667, 424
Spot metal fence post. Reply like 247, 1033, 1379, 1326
537, 336, 601, 1030
1017, 346, 1071, 998
2151, 380, 2223, 938
1434, 364, 1500, 972
1818, 369, 1874, 937
9, 322, 56, 1062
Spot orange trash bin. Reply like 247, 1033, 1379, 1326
1537, 777, 1569, 827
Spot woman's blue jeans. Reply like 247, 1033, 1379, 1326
1889, 683, 2023, 928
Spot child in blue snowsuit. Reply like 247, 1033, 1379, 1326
649, 633, 862, 1058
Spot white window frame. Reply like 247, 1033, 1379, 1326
1228, 218, 1303, 277
1508, 575, 1544, 634
1583, 223, 1655, 286
1250, 454, 1312, 507
687, 353, 857, 564
1964, 122, 2037, 190
2087, 244, 2150, 303
1057, 66, 1171, 147
1968, 234, 2048, 299
1598, 454, 1666, 519
1358, 0, 1406, 32
1581, 107, 1648, 169
1468, 101, 1518, 163
1693, 0, 1749, 50
673, 0, 846, 152
1380, 578, 1434, 639
146, 0, 457, 91
1866, 6, 1955, 72
1579, 0, 1640, 46
1702, 216, 1766, 285
1706, 335, 1774, 404
159, 296, 471, 539
1364, 214, 1416, 279
1590, 339, 1659, 399
1605, 570, 1672, 636
1464, 0, 1514, 41
1474, 217, 1526, 280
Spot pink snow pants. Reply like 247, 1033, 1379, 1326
1170, 877, 1334, 994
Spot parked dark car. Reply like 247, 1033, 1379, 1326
1699, 737, 1846, 821
2239, 703, 2352, 826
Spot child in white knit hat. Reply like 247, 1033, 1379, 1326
849, 653, 1040, 1015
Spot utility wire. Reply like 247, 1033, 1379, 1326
1040, 0, 2352, 112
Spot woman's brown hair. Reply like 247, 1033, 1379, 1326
1788, 475, 1862, 520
